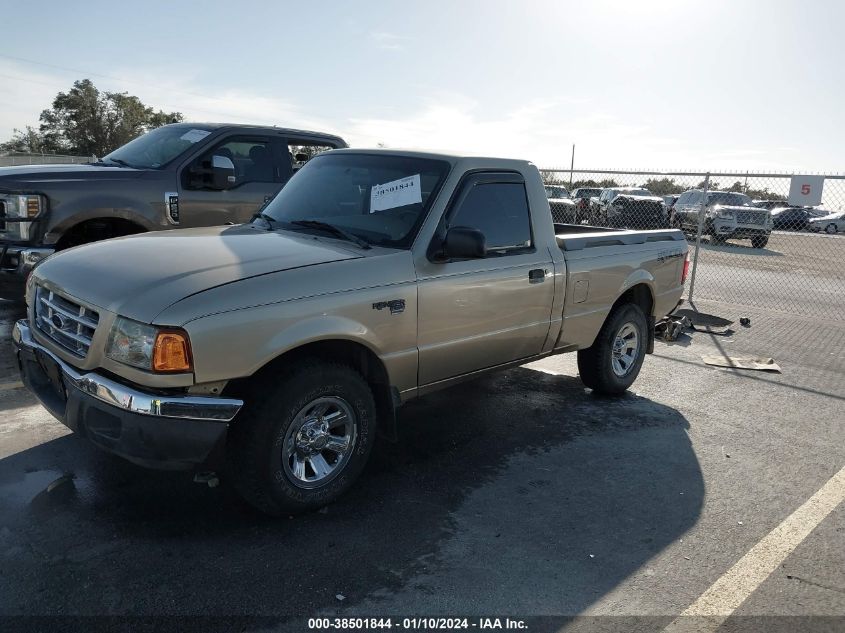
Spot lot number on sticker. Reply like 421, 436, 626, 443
788, 175, 824, 206
371, 174, 422, 212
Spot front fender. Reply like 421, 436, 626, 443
183, 290, 419, 394
44, 196, 160, 243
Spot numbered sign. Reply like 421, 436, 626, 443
788, 175, 824, 206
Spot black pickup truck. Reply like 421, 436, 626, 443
0, 123, 346, 299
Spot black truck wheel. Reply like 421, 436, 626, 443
577, 303, 648, 395
227, 360, 377, 515
751, 235, 769, 249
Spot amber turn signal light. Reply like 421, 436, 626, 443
153, 331, 193, 372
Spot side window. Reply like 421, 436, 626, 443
287, 142, 336, 174
449, 181, 532, 253
204, 137, 278, 185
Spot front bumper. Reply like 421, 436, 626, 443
709, 220, 770, 238
12, 319, 244, 470
0, 245, 54, 300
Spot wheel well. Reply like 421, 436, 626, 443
230, 340, 399, 441
613, 283, 653, 317
613, 283, 655, 353
55, 218, 146, 250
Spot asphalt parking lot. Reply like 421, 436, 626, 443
0, 235, 843, 631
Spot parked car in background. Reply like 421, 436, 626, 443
590, 187, 667, 229
808, 212, 845, 234
663, 194, 680, 226
14, 148, 688, 515
675, 190, 772, 248
571, 187, 602, 224
0, 122, 347, 299
753, 199, 789, 210
545, 185, 577, 223
771, 206, 812, 231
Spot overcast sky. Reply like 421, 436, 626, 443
0, 0, 842, 171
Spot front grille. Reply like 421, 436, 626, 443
34, 286, 99, 358
737, 210, 767, 226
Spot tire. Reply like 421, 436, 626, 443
577, 303, 648, 395
227, 360, 377, 516
826, 224, 838, 235
710, 233, 726, 245
751, 235, 769, 249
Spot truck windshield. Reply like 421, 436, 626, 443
263, 153, 451, 248
101, 125, 215, 169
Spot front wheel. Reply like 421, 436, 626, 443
227, 360, 377, 515
826, 224, 838, 235
751, 235, 769, 249
577, 303, 648, 395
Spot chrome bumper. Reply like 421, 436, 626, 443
0, 245, 54, 275
12, 319, 243, 422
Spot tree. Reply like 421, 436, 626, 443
640, 177, 686, 195
1, 79, 182, 156
0, 126, 52, 153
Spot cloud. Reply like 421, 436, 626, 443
369, 31, 411, 51
0, 59, 344, 144
345, 96, 674, 168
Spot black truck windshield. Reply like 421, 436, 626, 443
263, 153, 451, 248
101, 125, 215, 169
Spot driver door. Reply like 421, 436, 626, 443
177, 135, 291, 227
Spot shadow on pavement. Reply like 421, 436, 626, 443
0, 366, 703, 622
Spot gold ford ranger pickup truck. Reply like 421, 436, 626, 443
13, 149, 688, 515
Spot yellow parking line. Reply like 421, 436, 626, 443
664, 464, 845, 632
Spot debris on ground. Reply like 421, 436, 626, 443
691, 323, 734, 336
655, 315, 691, 341
336, 594, 346, 601
740, 317, 751, 327
701, 355, 782, 373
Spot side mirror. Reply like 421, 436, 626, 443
210, 155, 236, 189
443, 226, 486, 259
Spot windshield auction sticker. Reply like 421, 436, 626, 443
180, 129, 212, 143
370, 174, 422, 212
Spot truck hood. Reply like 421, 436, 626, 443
0, 163, 145, 191
31, 225, 362, 323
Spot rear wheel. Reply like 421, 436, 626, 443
227, 360, 376, 515
751, 235, 769, 249
577, 303, 648, 395
826, 223, 838, 235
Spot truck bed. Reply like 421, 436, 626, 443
553, 223, 686, 252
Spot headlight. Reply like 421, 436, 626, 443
717, 210, 735, 220
1, 194, 45, 240
106, 317, 192, 373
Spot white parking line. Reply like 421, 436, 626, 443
0, 381, 24, 391
664, 464, 845, 632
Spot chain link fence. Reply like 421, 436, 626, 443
540, 168, 845, 323
0, 153, 90, 167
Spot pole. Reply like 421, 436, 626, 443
569, 144, 575, 188
687, 173, 710, 304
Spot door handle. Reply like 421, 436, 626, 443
529, 268, 546, 283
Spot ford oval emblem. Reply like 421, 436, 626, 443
51, 313, 66, 329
